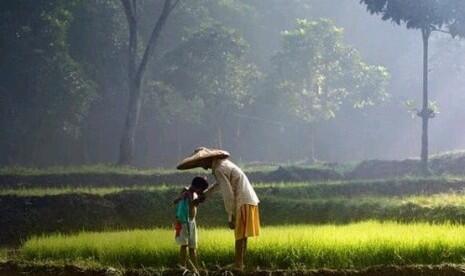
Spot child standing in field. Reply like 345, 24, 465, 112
173, 176, 208, 270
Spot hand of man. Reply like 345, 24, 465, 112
228, 217, 235, 229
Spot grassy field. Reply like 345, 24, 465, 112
4, 165, 465, 271
21, 221, 465, 269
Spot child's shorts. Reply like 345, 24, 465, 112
175, 220, 197, 249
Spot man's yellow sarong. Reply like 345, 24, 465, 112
235, 204, 260, 240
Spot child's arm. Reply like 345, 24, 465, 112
173, 187, 189, 204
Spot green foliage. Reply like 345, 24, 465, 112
2, 0, 96, 133
0, 0, 97, 164
155, 25, 262, 125
21, 222, 465, 269
361, 0, 451, 30
438, 1, 465, 38
271, 19, 389, 123
360, 0, 465, 39
448, 2, 465, 37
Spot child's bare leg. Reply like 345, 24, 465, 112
188, 248, 198, 269
180, 245, 188, 267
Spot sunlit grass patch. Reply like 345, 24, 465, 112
21, 222, 465, 269
0, 248, 7, 261
406, 192, 465, 207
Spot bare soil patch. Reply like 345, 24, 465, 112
2, 261, 465, 276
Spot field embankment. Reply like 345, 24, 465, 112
3, 177, 465, 246
0, 165, 341, 188
2, 151, 465, 188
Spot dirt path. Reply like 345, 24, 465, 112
2, 261, 465, 276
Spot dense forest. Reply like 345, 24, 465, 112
2, 0, 465, 167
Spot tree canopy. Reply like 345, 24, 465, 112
271, 19, 389, 123
159, 26, 261, 146
361, 0, 447, 28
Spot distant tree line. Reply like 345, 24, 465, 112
0, 0, 392, 167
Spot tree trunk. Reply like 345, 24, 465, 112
118, 0, 138, 165
420, 28, 431, 175
118, 81, 143, 165
117, 0, 178, 165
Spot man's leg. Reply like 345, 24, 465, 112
235, 238, 246, 270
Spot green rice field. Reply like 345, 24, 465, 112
21, 221, 465, 269
4, 166, 465, 272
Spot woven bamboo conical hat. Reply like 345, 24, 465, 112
176, 147, 230, 170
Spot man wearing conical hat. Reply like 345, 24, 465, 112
177, 147, 260, 270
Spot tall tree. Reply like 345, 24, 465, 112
360, 0, 462, 173
68, 0, 127, 164
118, 0, 180, 165
271, 19, 389, 160
0, 0, 96, 165
158, 26, 261, 148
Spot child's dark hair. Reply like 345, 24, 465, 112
191, 176, 209, 192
